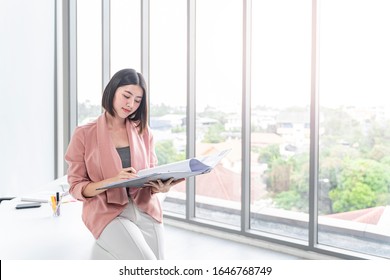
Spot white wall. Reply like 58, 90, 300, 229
0, 0, 55, 196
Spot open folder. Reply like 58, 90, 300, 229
97, 149, 231, 190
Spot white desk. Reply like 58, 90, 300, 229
0, 176, 111, 260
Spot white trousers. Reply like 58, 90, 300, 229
96, 199, 165, 260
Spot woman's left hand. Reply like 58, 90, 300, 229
144, 178, 185, 194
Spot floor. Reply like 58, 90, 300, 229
163, 221, 302, 260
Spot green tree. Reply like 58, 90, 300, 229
270, 106, 390, 214
274, 190, 301, 211
155, 140, 185, 165
266, 158, 292, 193
258, 144, 280, 164
202, 123, 225, 143
273, 154, 310, 212
198, 106, 228, 125
329, 159, 390, 212
330, 182, 376, 213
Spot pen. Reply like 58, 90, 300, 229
127, 167, 136, 174
56, 192, 60, 216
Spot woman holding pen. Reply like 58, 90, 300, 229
65, 68, 183, 259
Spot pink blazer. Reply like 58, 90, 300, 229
64, 113, 160, 239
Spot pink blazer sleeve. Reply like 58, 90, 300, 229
64, 126, 91, 201
146, 126, 158, 168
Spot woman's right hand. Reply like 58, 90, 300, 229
113, 167, 138, 181
82, 167, 138, 197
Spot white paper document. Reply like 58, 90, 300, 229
97, 149, 231, 190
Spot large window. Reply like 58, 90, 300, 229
250, 0, 312, 240
150, 0, 187, 216
111, 0, 141, 74
70, 0, 390, 259
194, 0, 243, 227
77, 0, 102, 125
317, 0, 390, 258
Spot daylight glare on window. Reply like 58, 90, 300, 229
74, 0, 390, 259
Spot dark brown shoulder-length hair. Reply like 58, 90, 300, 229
101, 68, 148, 134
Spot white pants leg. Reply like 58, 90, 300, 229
96, 199, 165, 260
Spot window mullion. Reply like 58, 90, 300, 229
309, 0, 319, 249
186, 0, 196, 221
242, 0, 252, 233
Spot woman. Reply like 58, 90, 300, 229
65, 68, 183, 259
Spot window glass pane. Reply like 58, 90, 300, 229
111, 0, 141, 74
150, 0, 187, 216
318, 0, 390, 258
77, 0, 102, 125
250, 0, 311, 241
195, 0, 242, 227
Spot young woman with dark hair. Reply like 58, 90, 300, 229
65, 68, 183, 259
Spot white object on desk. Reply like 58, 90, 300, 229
0, 176, 112, 260
20, 197, 49, 203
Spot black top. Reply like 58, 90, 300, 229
116, 146, 131, 168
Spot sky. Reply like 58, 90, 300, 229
77, 0, 390, 112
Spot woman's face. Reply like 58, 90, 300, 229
113, 84, 143, 119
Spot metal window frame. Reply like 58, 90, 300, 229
56, 0, 77, 177
309, 0, 319, 250
162, 0, 368, 259
59, 0, 384, 260
186, 0, 197, 220
141, 0, 150, 86
102, 0, 110, 89
241, 0, 252, 233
